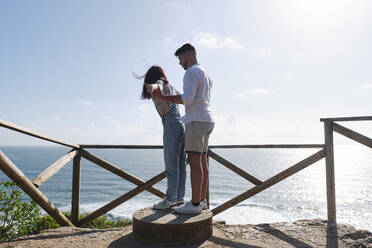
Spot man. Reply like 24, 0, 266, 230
150, 43, 214, 214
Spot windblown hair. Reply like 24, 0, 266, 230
137, 66, 168, 99
174, 43, 196, 57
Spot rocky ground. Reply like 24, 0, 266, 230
0, 219, 370, 248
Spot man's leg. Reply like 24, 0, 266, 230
200, 124, 213, 204
177, 137, 186, 202
200, 153, 209, 200
174, 151, 203, 214
175, 122, 213, 214
187, 152, 203, 203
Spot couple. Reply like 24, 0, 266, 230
140, 43, 214, 214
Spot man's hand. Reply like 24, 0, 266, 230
145, 83, 159, 96
145, 83, 183, 104
152, 87, 163, 99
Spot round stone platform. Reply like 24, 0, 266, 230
133, 207, 213, 246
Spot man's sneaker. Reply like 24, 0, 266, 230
175, 200, 184, 206
200, 199, 208, 210
152, 199, 177, 210
174, 201, 202, 214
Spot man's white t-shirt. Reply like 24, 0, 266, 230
180, 64, 214, 124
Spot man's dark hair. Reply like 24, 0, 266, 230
174, 43, 196, 56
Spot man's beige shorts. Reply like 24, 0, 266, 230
185, 121, 214, 154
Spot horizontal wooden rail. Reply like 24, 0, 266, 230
212, 149, 325, 216
0, 119, 79, 149
208, 149, 262, 185
79, 145, 163, 149
210, 144, 325, 149
32, 149, 77, 187
333, 123, 372, 148
78, 171, 166, 226
79, 144, 325, 149
0, 151, 73, 226
80, 149, 166, 198
320, 116, 372, 122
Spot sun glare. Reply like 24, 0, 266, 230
294, 0, 351, 15
277, 0, 356, 32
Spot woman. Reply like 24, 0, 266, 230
140, 65, 186, 209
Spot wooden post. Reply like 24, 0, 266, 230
0, 151, 73, 226
71, 149, 81, 226
324, 121, 337, 223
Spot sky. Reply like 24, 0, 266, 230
0, 0, 371, 146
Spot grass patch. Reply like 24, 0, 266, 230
1, 180, 132, 242
37, 212, 132, 231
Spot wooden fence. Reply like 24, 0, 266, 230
0, 116, 371, 226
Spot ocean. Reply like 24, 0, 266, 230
0, 145, 371, 231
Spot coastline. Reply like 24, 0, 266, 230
1, 219, 370, 248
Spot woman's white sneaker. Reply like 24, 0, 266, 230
152, 199, 177, 210
174, 201, 202, 214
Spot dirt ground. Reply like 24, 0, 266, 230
1, 219, 371, 248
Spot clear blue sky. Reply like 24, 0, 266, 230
1, 0, 371, 146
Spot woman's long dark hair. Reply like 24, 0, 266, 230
136, 66, 168, 99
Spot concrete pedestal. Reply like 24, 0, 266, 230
133, 207, 213, 246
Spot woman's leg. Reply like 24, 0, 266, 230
163, 122, 180, 203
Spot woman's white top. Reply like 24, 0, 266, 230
152, 80, 179, 116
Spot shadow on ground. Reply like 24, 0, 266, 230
108, 228, 263, 248
257, 223, 313, 248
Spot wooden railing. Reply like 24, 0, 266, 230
320, 116, 372, 223
0, 116, 371, 226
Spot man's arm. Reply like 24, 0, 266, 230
152, 88, 184, 104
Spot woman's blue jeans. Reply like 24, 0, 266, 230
161, 105, 186, 202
